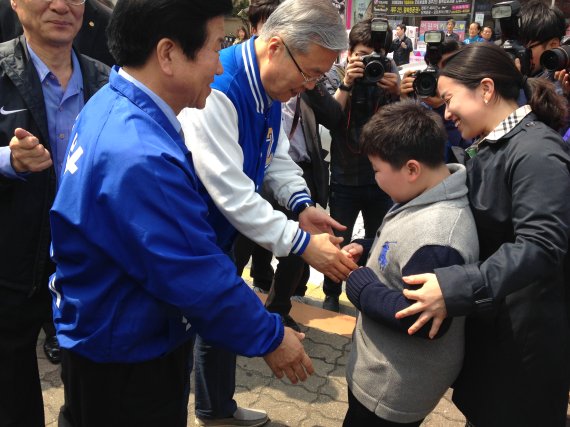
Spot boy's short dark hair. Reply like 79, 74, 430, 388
397, 24, 406, 32
248, 0, 283, 31
107, 0, 232, 67
361, 100, 447, 169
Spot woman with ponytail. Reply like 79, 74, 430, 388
395, 43, 570, 426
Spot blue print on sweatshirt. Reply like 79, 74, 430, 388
379, 241, 397, 271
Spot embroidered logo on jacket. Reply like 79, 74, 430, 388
379, 241, 397, 271
265, 128, 274, 168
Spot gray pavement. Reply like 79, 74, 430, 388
37, 229, 570, 427
38, 317, 469, 427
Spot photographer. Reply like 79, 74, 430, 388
308, 18, 399, 311
400, 37, 468, 160
506, 0, 566, 78
391, 24, 413, 66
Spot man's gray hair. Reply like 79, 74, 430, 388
259, 0, 348, 54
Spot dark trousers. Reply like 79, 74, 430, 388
234, 236, 274, 291
343, 388, 423, 427
323, 183, 392, 297
58, 341, 193, 427
0, 284, 51, 427
193, 335, 238, 419
234, 233, 309, 315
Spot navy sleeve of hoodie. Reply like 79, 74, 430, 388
346, 245, 465, 339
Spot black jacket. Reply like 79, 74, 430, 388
297, 93, 329, 208
390, 35, 413, 66
0, 0, 114, 66
0, 36, 109, 295
437, 114, 570, 426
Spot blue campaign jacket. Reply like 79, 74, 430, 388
49, 68, 283, 363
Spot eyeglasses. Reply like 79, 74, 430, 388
281, 39, 323, 84
43, 0, 86, 6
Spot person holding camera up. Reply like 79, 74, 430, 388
307, 18, 399, 312
518, 0, 566, 79
399, 36, 468, 161
390, 23, 413, 66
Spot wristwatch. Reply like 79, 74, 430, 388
339, 83, 352, 92
297, 202, 315, 214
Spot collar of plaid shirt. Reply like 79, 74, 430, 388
466, 104, 533, 158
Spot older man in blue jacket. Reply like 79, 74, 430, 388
50, 1, 313, 426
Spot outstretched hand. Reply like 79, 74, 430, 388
301, 234, 358, 282
263, 327, 314, 384
298, 206, 346, 236
341, 242, 364, 264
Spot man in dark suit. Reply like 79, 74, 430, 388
0, 0, 113, 367
0, 0, 114, 66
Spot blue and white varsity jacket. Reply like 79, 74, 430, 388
49, 68, 283, 363
179, 37, 312, 256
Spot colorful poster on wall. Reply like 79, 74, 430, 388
419, 20, 465, 41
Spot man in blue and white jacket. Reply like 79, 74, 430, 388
49, 1, 313, 425
178, 1, 355, 425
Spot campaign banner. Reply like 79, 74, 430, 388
419, 20, 466, 41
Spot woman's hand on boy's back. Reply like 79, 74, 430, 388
396, 273, 448, 339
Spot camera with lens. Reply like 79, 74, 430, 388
412, 30, 444, 98
351, 13, 393, 112
358, 16, 392, 85
492, 0, 532, 76
540, 35, 570, 72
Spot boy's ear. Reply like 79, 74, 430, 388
405, 160, 421, 182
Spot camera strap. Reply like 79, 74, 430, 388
288, 94, 302, 140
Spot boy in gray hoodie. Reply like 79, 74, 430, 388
342, 100, 479, 426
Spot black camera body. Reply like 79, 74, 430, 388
540, 35, 570, 72
412, 30, 444, 98
360, 52, 392, 85
492, 0, 532, 76
355, 15, 392, 86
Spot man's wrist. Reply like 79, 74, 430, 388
296, 201, 316, 215
339, 83, 352, 92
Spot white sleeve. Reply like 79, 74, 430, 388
178, 90, 309, 257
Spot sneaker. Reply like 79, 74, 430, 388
281, 314, 301, 333
322, 295, 340, 312
252, 286, 268, 294
290, 295, 306, 304
195, 407, 269, 427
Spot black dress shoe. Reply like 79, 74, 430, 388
43, 335, 61, 364
322, 295, 340, 312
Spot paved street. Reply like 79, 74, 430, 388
37, 299, 469, 426
37, 214, 570, 425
